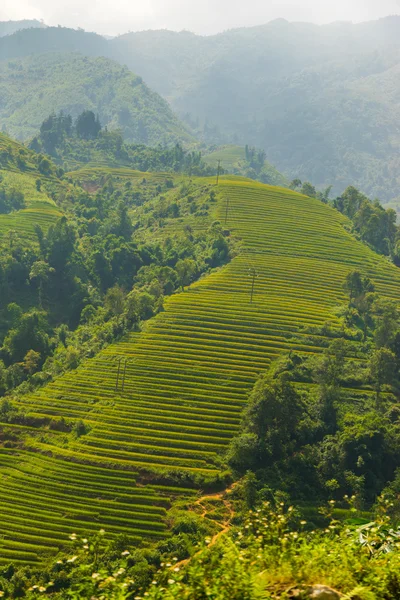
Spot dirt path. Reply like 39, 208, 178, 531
173, 486, 236, 570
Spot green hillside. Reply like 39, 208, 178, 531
29, 111, 216, 176
0, 53, 193, 145
0, 133, 62, 242
203, 145, 288, 186
1, 175, 400, 564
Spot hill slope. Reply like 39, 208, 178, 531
0, 133, 62, 242
0, 51, 193, 145
1, 175, 400, 563
109, 17, 400, 201
203, 145, 288, 186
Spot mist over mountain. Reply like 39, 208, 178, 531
2, 19, 400, 198
109, 17, 400, 201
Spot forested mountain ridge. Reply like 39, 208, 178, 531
0, 25, 107, 59
108, 17, 400, 201
3, 20, 400, 199
0, 20, 45, 38
0, 52, 193, 145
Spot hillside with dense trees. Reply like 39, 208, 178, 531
29, 111, 216, 175
0, 52, 193, 145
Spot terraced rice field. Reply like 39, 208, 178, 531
0, 170, 62, 242
2, 177, 400, 563
68, 166, 175, 185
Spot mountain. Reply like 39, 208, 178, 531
0, 25, 107, 58
4, 21, 400, 198
0, 19, 46, 37
0, 52, 193, 145
108, 17, 400, 201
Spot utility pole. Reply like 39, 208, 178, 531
216, 159, 221, 185
121, 359, 128, 393
224, 197, 229, 225
250, 268, 257, 304
115, 357, 122, 391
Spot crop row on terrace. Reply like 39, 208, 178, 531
2, 177, 400, 563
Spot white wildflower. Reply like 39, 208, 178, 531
67, 555, 78, 563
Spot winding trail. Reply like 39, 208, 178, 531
173, 486, 236, 570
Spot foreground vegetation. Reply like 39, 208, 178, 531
2, 495, 400, 598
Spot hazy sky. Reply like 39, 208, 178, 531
2, 0, 400, 36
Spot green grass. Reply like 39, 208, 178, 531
2, 176, 400, 563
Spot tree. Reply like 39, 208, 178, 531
0, 360, 7, 396
76, 111, 101, 140
373, 299, 399, 349
58, 324, 69, 347
125, 290, 154, 323
342, 186, 365, 219
312, 338, 347, 388
23, 349, 41, 375
114, 201, 133, 240
229, 375, 306, 470
343, 270, 375, 308
369, 348, 398, 401
290, 179, 302, 190
46, 217, 76, 272
300, 182, 316, 197
38, 156, 52, 175
104, 286, 125, 317
317, 185, 332, 204
2, 310, 50, 363
175, 258, 196, 291
29, 261, 54, 309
